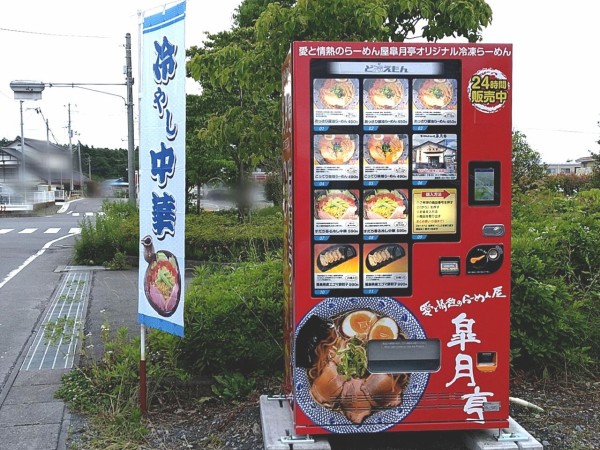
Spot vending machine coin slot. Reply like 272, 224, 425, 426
482, 224, 505, 237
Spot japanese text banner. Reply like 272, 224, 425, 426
138, 1, 186, 337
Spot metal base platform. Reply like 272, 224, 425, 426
260, 396, 331, 450
462, 417, 543, 450
259, 395, 543, 450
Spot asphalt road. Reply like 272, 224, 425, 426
0, 198, 104, 394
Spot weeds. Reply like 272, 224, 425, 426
104, 251, 130, 270
211, 372, 256, 401
44, 317, 78, 345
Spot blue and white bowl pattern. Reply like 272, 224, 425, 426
293, 296, 429, 433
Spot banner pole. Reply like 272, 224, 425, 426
140, 324, 147, 416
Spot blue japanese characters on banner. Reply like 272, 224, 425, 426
138, 1, 186, 337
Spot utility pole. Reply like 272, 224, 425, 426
126, 33, 136, 205
87, 156, 91, 180
45, 118, 51, 186
19, 100, 25, 199
68, 103, 74, 193
77, 140, 83, 195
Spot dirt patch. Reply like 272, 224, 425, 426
74, 371, 596, 450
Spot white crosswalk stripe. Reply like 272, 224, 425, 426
0, 226, 83, 235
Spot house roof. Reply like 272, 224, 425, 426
3, 137, 68, 157
1, 137, 88, 186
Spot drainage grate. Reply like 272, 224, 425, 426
21, 271, 91, 370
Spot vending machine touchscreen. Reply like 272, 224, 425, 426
282, 41, 512, 435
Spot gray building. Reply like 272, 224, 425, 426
545, 156, 595, 176
0, 137, 86, 189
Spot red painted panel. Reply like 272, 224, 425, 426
283, 41, 512, 434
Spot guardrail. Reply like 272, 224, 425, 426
0, 189, 60, 213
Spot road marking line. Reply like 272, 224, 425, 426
44, 228, 61, 234
72, 213, 80, 217
85, 212, 94, 216
19, 228, 37, 234
0, 229, 14, 234
69, 227, 81, 234
0, 233, 79, 290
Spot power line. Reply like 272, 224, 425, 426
0, 26, 110, 39
516, 126, 598, 136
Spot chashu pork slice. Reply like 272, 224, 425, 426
340, 378, 372, 424
310, 361, 345, 407
361, 373, 404, 408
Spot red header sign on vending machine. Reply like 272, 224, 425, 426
282, 41, 512, 435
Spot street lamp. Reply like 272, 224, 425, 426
9, 81, 45, 203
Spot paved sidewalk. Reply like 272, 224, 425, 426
0, 267, 140, 450
0, 369, 70, 450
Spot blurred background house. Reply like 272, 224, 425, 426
0, 137, 86, 205
546, 156, 594, 176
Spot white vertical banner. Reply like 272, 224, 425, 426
138, 1, 186, 337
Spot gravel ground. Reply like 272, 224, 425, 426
75, 370, 595, 450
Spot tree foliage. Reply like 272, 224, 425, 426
586, 121, 600, 187
512, 130, 546, 192
186, 0, 494, 221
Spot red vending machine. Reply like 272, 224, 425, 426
282, 41, 512, 435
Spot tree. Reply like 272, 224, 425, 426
587, 120, 600, 188
187, 0, 494, 221
511, 130, 546, 192
185, 90, 236, 213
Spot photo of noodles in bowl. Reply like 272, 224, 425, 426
364, 189, 408, 220
315, 190, 359, 220
365, 134, 406, 165
365, 79, 404, 109
294, 297, 428, 433
414, 79, 456, 109
141, 235, 181, 317
315, 134, 357, 165
316, 78, 357, 109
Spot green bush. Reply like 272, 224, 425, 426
264, 172, 283, 207
152, 257, 284, 376
75, 201, 282, 266
74, 200, 138, 265
185, 207, 283, 261
543, 173, 592, 195
511, 189, 600, 373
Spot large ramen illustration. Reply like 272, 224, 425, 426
294, 297, 428, 432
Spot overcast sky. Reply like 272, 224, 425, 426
1, 0, 598, 163
0, 0, 240, 151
